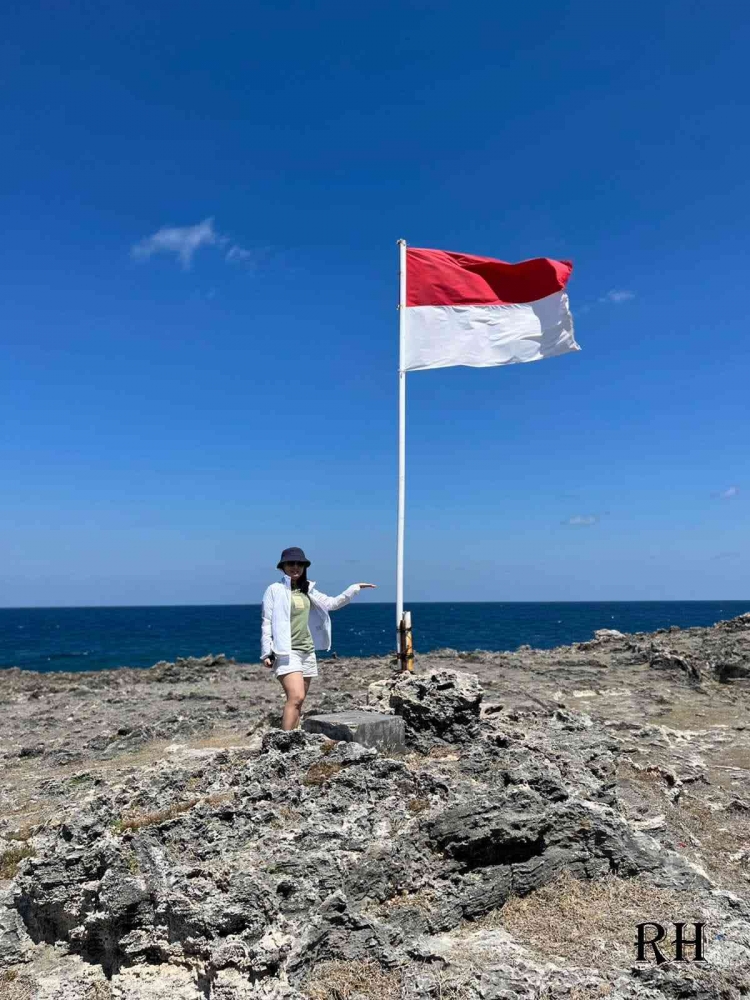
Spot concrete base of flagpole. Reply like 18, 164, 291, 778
302, 711, 405, 751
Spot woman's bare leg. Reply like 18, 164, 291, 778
279, 672, 310, 730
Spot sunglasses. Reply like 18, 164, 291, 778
284, 562, 305, 568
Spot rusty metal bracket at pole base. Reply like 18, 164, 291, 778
398, 611, 414, 672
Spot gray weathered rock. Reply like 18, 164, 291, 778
388, 668, 483, 750
0, 886, 32, 967
650, 648, 701, 682
3, 614, 750, 997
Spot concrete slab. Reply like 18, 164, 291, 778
302, 710, 405, 751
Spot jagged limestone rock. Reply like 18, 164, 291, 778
4, 614, 750, 997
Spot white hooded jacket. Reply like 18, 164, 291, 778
260, 575, 361, 660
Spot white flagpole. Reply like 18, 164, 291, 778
396, 239, 407, 654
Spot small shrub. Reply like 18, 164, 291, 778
0, 844, 34, 879
319, 740, 338, 756
389, 815, 409, 836
69, 773, 93, 787
407, 797, 429, 814
377, 887, 435, 916
278, 806, 301, 820
206, 791, 234, 807
0, 968, 39, 1000
6, 825, 35, 843
86, 984, 113, 999
422, 968, 476, 1000
266, 805, 303, 830
303, 761, 343, 786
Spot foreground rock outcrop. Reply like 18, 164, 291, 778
2, 614, 750, 998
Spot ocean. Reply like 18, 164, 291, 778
1, 601, 749, 673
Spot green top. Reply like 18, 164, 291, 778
290, 587, 315, 652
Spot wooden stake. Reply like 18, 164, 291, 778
398, 611, 414, 672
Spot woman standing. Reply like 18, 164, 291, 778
261, 547, 376, 730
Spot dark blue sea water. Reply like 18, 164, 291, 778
1, 601, 749, 674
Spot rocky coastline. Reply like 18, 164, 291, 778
2, 613, 750, 999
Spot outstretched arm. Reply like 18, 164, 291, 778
311, 583, 376, 612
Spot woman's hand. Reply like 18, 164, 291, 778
357, 583, 377, 589
263, 658, 274, 669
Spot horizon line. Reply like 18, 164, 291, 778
1, 599, 749, 611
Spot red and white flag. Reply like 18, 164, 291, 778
404, 247, 579, 372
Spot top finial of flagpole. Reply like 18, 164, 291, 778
397, 238, 406, 246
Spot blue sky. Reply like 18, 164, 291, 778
1, 0, 748, 606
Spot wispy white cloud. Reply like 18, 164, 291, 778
131, 219, 264, 273
576, 289, 635, 314
719, 485, 739, 499
131, 218, 222, 269
599, 289, 635, 304
225, 244, 254, 264
562, 515, 598, 526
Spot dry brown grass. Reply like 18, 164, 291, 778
674, 796, 750, 881
303, 959, 403, 1000
619, 761, 750, 888
266, 805, 304, 830
466, 870, 710, 972
319, 739, 338, 756
652, 701, 745, 732
205, 791, 234, 807
421, 968, 476, 1000
302, 960, 477, 1000
535, 987, 612, 1000
91, 985, 113, 999
0, 843, 34, 879
81, 985, 113, 999
0, 969, 37, 1000
567, 989, 612, 1000
277, 806, 302, 821
389, 750, 424, 769
406, 797, 429, 814
113, 797, 200, 833
385, 746, 462, 773
303, 761, 343, 786
5, 824, 36, 842
190, 733, 259, 750
4, 733, 252, 795
111, 788, 235, 834
428, 745, 461, 760
373, 886, 436, 917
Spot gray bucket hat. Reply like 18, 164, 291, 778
277, 547, 311, 570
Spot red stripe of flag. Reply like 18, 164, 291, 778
406, 247, 573, 308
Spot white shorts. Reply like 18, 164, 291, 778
274, 650, 318, 679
